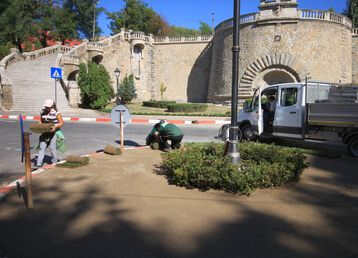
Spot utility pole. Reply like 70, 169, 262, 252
211, 12, 215, 32
225, 0, 241, 164
92, 0, 97, 41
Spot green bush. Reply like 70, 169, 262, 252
78, 62, 114, 110
142, 100, 176, 108
119, 74, 137, 104
0, 45, 10, 60
161, 142, 307, 195
167, 103, 208, 113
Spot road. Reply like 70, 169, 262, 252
0, 119, 221, 185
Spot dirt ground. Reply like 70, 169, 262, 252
0, 148, 357, 258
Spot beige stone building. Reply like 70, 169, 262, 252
4, 0, 354, 110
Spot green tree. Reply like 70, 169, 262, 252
199, 21, 213, 35
107, 0, 170, 35
119, 74, 137, 104
0, 0, 39, 53
78, 62, 114, 109
345, 0, 358, 27
64, 0, 102, 39
168, 26, 199, 36
51, 6, 78, 44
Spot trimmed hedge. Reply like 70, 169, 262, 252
161, 142, 307, 195
143, 101, 176, 108
167, 103, 208, 113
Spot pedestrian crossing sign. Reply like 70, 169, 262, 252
51, 67, 62, 79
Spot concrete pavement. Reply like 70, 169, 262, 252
0, 149, 357, 258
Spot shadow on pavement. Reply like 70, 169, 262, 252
0, 155, 357, 258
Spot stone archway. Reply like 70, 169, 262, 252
239, 53, 304, 98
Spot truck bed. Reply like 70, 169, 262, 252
307, 103, 358, 127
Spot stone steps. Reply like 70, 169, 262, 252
6, 54, 77, 113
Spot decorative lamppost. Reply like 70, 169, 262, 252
226, 0, 241, 164
114, 68, 121, 104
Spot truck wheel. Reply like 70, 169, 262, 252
241, 124, 256, 141
218, 124, 230, 141
218, 124, 242, 142
348, 136, 358, 158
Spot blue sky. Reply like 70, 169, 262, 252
98, 0, 347, 36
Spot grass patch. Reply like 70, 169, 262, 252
161, 142, 307, 195
57, 156, 90, 168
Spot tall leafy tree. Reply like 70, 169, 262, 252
107, 0, 170, 35
199, 21, 213, 35
78, 62, 114, 109
0, 0, 39, 52
345, 0, 358, 27
63, 0, 102, 40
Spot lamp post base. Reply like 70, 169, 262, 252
225, 140, 240, 164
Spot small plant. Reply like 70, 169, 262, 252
119, 74, 137, 104
160, 82, 167, 100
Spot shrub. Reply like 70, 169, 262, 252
161, 142, 307, 195
0, 44, 10, 60
119, 74, 137, 103
142, 100, 176, 108
78, 62, 114, 110
167, 103, 208, 113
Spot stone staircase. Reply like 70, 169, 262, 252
6, 54, 74, 114
4, 52, 104, 117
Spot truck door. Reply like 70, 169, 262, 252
251, 88, 264, 135
273, 85, 303, 139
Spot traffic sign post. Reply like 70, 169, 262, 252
111, 105, 131, 149
50, 67, 63, 105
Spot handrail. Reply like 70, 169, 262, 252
22, 44, 72, 61
0, 52, 17, 70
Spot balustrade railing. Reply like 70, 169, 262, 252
153, 34, 213, 44
0, 53, 17, 69
299, 9, 352, 27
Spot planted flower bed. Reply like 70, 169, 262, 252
161, 142, 307, 195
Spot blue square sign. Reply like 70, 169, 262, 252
51, 67, 62, 79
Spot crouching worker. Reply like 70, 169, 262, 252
146, 120, 184, 151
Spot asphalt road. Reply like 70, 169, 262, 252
0, 119, 221, 184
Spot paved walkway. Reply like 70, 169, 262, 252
0, 149, 357, 258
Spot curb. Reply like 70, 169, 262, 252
0, 146, 150, 202
0, 114, 228, 125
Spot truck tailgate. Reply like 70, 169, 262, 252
308, 103, 358, 127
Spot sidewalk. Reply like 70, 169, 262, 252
0, 149, 357, 258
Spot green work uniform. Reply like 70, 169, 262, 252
159, 123, 183, 137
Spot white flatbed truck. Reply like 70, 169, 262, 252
217, 82, 358, 157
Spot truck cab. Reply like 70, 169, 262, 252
239, 83, 306, 140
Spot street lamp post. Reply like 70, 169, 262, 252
225, 0, 241, 164
114, 68, 121, 104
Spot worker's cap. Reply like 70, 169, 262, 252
43, 99, 54, 108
